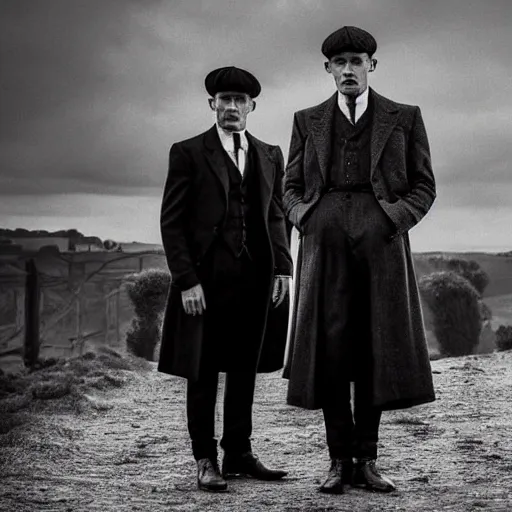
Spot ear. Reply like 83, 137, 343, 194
369, 58, 378, 72
250, 100, 256, 112
324, 61, 332, 74
208, 97, 216, 111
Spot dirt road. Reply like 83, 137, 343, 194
1, 351, 512, 512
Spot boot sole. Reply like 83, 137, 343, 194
223, 472, 287, 481
352, 482, 396, 493
198, 484, 228, 492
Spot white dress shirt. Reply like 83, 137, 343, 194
216, 124, 248, 175
337, 86, 369, 125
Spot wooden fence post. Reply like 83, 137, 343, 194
24, 258, 40, 367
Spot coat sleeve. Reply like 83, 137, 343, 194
160, 143, 200, 291
385, 106, 436, 234
283, 112, 310, 230
268, 145, 293, 277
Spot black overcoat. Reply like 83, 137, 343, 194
158, 126, 293, 380
283, 89, 437, 411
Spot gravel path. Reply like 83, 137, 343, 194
1, 351, 512, 511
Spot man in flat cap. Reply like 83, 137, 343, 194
283, 26, 436, 494
158, 66, 292, 492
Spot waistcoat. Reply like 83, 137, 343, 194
328, 96, 374, 189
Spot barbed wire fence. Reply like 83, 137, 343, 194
0, 251, 168, 371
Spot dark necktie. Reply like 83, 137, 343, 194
346, 97, 356, 125
233, 132, 241, 167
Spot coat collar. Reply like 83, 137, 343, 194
308, 88, 400, 181
203, 125, 274, 211
204, 125, 230, 197
369, 89, 400, 176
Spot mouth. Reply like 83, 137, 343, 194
342, 80, 357, 85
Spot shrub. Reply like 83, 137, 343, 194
426, 256, 490, 295
495, 325, 512, 352
419, 271, 482, 357
479, 301, 492, 322
125, 268, 171, 361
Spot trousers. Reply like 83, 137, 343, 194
304, 190, 393, 459
187, 370, 257, 460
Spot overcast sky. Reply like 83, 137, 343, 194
1, 0, 511, 251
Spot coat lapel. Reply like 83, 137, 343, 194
369, 89, 399, 177
246, 132, 273, 214
309, 93, 337, 183
203, 125, 229, 203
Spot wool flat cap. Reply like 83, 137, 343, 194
205, 66, 261, 98
321, 26, 377, 58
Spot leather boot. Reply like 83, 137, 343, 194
352, 459, 396, 492
196, 458, 228, 492
222, 451, 287, 480
318, 459, 353, 494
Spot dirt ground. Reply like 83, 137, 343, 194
1, 351, 512, 512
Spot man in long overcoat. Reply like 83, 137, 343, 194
158, 66, 293, 492
283, 26, 436, 494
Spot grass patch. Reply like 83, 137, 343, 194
0, 347, 150, 434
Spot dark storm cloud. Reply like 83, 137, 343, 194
1, 0, 511, 213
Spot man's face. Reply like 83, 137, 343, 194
325, 52, 374, 97
209, 91, 255, 131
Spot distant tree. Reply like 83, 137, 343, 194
14, 228, 30, 236
426, 256, 490, 295
419, 271, 482, 357
103, 239, 119, 251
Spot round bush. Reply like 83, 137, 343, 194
125, 268, 171, 361
419, 271, 482, 357
125, 268, 171, 318
496, 325, 512, 352
426, 256, 490, 295
479, 300, 492, 322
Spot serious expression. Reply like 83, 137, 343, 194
209, 91, 255, 132
325, 52, 374, 97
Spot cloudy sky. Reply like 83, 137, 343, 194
1, 0, 511, 252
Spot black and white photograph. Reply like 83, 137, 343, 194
1, 1, 511, 511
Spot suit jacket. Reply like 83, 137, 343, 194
283, 88, 436, 238
161, 125, 292, 290
158, 125, 293, 379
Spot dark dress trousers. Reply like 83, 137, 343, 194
158, 126, 292, 459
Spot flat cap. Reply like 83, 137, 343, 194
205, 66, 261, 98
321, 26, 377, 59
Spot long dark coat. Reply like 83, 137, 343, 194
158, 126, 293, 381
283, 89, 436, 411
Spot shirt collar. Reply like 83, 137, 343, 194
337, 86, 370, 122
216, 123, 248, 152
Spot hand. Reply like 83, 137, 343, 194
272, 276, 289, 308
181, 284, 206, 316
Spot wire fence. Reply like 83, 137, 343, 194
0, 250, 168, 373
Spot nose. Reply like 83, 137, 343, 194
226, 98, 238, 109
342, 63, 354, 75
